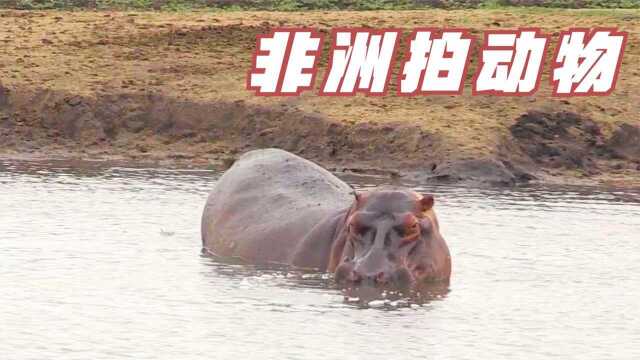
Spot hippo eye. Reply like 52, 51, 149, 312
398, 228, 420, 250
395, 223, 419, 238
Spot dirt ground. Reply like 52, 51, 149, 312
0, 9, 638, 186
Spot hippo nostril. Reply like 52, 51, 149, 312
375, 271, 386, 283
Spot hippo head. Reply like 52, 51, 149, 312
332, 189, 450, 289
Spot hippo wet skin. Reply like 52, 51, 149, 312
201, 149, 451, 288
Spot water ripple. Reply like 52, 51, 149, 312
1, 160, 639, 359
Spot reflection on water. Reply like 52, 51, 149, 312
1, 160, 639, 359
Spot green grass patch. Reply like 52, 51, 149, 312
1, 0, 638, 11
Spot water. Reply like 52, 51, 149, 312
1, 160, 639, 360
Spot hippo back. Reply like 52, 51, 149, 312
202, 149, 354, 264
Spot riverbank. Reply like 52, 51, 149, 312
1, 9, 639, 186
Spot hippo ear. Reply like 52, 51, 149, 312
420, 194, 434, 212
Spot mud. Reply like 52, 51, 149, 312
419, 158, 531, 186
511, 111, 607, 170
607, 123, 640, 161
0, 85, 445, 171
1, 84, 638, 186
506, 110, 640, 184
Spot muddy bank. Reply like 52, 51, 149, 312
505, 111, 640, 184
0, 85, 638, 186
0, 85, 445, 171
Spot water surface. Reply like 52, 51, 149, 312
1, 160, 639, 359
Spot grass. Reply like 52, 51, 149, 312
1, 0, 639, 11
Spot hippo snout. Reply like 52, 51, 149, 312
335, 260, 413, 288
355, 270, 387, 284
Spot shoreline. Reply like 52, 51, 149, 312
1, 148, 639, 190
1, 85, 638, 188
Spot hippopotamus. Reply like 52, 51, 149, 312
201, 149, 451, 288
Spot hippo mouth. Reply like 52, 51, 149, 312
334, 261, 416, 290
